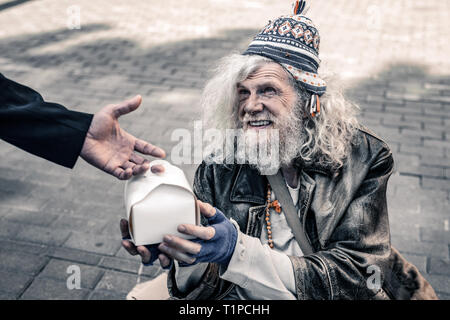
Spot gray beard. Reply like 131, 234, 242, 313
205, 103, 304, 175
245, 120, 303, 175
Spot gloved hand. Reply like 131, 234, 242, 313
141, 244, 161, 266
141, 245, 173, 269
180, 208, 238, 267
158, 201, 238, 268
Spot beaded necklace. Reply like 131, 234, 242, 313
265, 183, 282, 248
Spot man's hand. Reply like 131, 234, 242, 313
120, 219, 172, 268
158, 201, 238, 267
80, 95, 166, 180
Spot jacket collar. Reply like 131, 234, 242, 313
229, 158, 335, 205
229, 165, 267, 205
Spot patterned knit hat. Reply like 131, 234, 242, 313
243, 0, 326, 97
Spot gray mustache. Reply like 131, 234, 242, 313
242, 112, 277, 123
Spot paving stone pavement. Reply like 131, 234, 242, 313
0, 0, 449, 300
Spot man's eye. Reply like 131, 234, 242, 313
238, 89, 250, 96
263, 87, 277, 95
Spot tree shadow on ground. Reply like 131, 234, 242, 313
0, 0, 33, 12
0, 23, 257, 82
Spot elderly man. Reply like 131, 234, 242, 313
121, 1, 437, 300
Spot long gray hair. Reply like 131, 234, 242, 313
201, 53, 360, 170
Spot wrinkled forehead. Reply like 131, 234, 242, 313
246, 62, 291, 82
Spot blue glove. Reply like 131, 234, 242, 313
143, 244, 173, 270
180, 208, 238, 267
142, 244, 160, 266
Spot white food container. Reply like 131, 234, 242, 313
124, 160, 199, 246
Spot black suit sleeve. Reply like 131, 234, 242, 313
0, 73, 94, 168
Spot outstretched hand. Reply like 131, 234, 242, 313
80, 95, 166, 180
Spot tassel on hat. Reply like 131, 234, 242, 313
310, 94, 321, 117
293, 0, 309, 15
294, 1, 319, 117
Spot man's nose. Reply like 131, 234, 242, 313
243, 93, 264, 115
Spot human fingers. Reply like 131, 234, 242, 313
122, 239, 139, 256
120, 161, 136, 170
177, 224, 215, 241
158, 242, 196, 265
158, 254, 172, 269
130, 159, 164, 175
120, 219, 131, 239
137, 245, 152, 264
128, 154, 152, 175
112, 167, 133, 180
120, 219, 139, 256
162, 235, 202, 255
132, 163, 150, 175
150, 164, 164, 174
197, 200, 216, 218
111, 95, 142, 118
129, 153, 146, 165
134, 138, 166, 158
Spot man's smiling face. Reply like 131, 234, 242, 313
237, 62, 298, 131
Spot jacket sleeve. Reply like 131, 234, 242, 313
168, 162, 226, 299
192, 161, 217, 227
289, 148, 394, 300
0, 73, 93, 168
192, 161, 215, 204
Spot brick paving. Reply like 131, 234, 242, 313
0, 0, 449, 299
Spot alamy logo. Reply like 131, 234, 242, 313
366, 265, 381, 290
67, 5, 81, 30
66, 265, 81, 290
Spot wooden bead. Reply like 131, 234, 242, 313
266, 184, 278, 249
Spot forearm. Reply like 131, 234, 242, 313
0, 73, 93, 168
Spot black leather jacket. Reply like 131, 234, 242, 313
167, 126, 435, 300
0, 73, 93, 168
